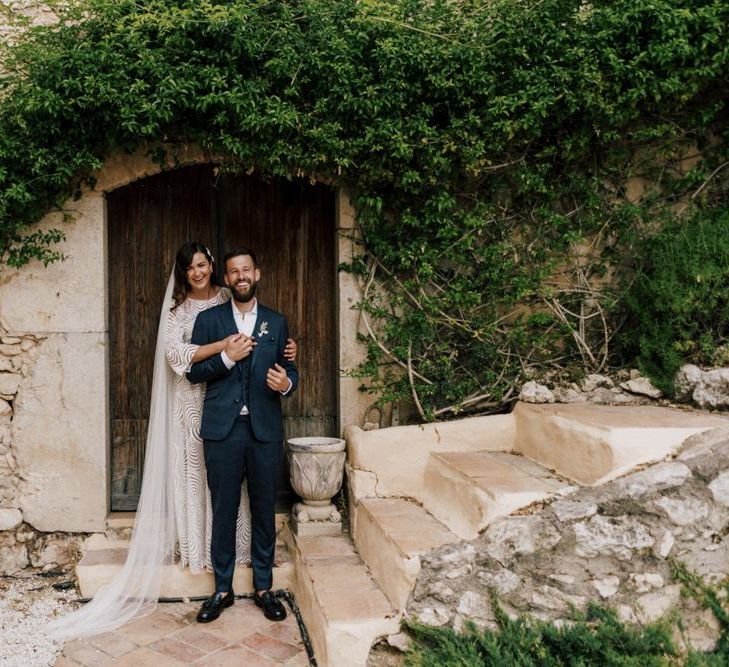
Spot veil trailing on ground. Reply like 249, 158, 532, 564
49, 272, 178, 640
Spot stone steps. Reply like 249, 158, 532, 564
77, 513, 292, 598
421, 450, 573, 540
284, 526, 399, 667
75, 536, 293, 599
514, 403, 729, 485
352, 497, 460, 609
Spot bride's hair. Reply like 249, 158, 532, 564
172, 241, 219, 308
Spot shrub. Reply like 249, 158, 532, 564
1, 0, 728, 416
615, 206, 729, 394
405, 602, 678, 666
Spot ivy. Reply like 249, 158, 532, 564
1, 0, 728, 418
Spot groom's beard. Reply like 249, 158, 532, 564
230, 279, 257, 303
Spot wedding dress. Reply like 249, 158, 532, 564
166, 288, 251, 572
49, 276, 251, 640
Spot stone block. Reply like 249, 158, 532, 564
514, 402, 728, 485
13, 333, 107, 532
0, 508, 22, 530
0, 195, 106, 333
0, 372, 21, 397
573, 515, 653, 560
483, 516, 562, 562
709, 471, 729, 506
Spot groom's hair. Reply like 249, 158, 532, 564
223, 247, 258, 270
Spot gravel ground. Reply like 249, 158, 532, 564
0, 572, 79, 667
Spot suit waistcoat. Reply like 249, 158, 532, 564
238, 354, 251, 408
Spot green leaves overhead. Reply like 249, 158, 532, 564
0, 0, 728, 417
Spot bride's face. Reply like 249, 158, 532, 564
186, 252, 213, 291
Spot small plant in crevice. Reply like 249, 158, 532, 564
672, 560, 729, 665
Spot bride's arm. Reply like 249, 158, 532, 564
166, 309, 236, 373
190, 337, 233, 363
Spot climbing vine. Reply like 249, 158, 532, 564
1, 0, 728, 418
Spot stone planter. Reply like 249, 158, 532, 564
287, 436, 346, 536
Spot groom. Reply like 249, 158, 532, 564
187, 247, 298, 623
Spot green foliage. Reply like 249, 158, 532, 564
405, 566, 729, 666
614, 206, 729, 394
1, 0, 728, 416
405, 601, 678, 666
672, 561, 729, 665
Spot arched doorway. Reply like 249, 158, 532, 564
107, 164, 337, 510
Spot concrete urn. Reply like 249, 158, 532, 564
287, 436, 346, 536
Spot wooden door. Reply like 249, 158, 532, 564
108, 165, 337, 511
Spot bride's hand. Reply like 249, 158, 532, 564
284, 338, 297, 362
218, 334, 238, 353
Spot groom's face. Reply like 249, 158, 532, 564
224, 254, 260, 303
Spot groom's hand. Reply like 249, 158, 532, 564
266, 363, 290, 392
225, 334, 255, 361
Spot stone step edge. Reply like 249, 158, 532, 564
429, 450, 572, 500
283, 525, 399, 667
354, 497, 454, 560
76, 542, 292, 599
422, 455, 497, 540
352, 497, 459, 611
422, 453, 576, 540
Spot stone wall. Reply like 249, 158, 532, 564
0, 334, 42, 511
0, 334, 86, 574
407, 427, 729, 652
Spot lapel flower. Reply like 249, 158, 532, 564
258, 321, 269, 337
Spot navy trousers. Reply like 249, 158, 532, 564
203, 415, 281, 593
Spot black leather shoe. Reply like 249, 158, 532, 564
196, 590, 235, 623
254, 590, 287, 621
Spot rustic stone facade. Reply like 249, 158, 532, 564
408, 427, 729, 652
0, 334, 86, 574
0, 334, 43, 515
0, 142, 370, 574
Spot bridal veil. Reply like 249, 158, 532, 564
49, 272, 178, 640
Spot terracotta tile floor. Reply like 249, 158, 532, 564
56, 599, 310, 666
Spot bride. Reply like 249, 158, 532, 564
50, 241, 296, 639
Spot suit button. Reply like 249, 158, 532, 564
234, 399, 240, 403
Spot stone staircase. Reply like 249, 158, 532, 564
76, 514, 293, 599
74, 403, 728, 666
421, 450, 574, 540
332, 402, 728, 666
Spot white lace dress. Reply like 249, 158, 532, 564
164, 288, 252, 573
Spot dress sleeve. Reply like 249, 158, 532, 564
165, 307, 200, 376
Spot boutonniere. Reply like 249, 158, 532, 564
258, 321, 269, 337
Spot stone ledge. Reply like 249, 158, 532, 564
422, 450, 573, 540
514, 403, 729, 485
285, 525, 398, 667
76, 542, 293, 599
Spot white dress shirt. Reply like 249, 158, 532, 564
220, 298, 291, 414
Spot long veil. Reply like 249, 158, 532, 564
50, 272, 178, 640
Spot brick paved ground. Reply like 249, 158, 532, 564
55, 598, 309, 666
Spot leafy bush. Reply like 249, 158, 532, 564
615, 206, 729, 394
1, 0, 728, 416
